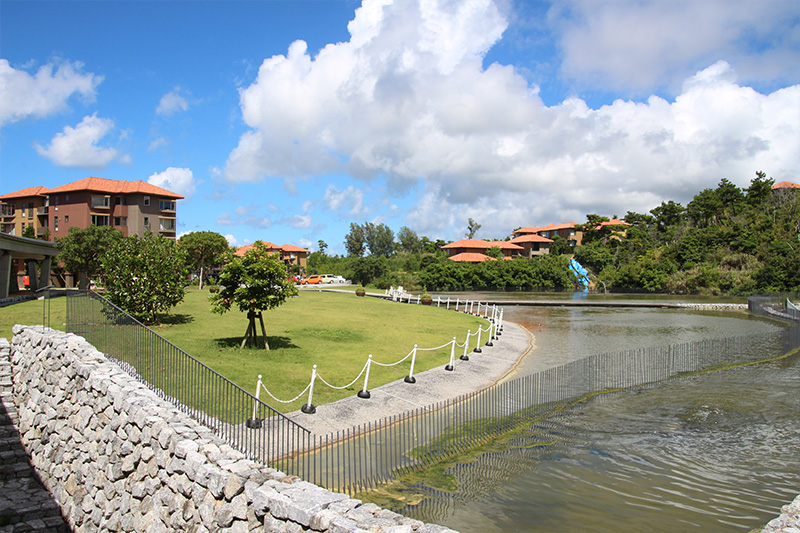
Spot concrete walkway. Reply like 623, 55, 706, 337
0, 339, 70, 532
282, 320, 533, 436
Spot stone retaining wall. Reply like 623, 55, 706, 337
8, 325, 455, 533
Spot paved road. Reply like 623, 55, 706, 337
283, 320, 533, 436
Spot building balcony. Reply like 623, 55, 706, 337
1, 224, 14, 235
0, 204, 15, 218
158, 216, 176, 233
36, 226, 49, 236
37, 206, 49, 216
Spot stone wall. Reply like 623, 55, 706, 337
8, 325, 455, 533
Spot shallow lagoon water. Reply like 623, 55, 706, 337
402, 294, 799, 532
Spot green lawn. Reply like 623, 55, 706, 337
1, 288, 486, 413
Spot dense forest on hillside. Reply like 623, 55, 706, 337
307, 172, 800, 295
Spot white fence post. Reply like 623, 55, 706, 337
358, 355, 373, 398
445, 337, 456, 371
405, 345, 418, 383
474, 325, 483, 353
460, 331, 471, 361
302, 365, 317, 414
486, 320, 494, 347
246, 375, 264, 428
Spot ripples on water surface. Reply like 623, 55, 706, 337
401, 297, 800, 532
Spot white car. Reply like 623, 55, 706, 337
331, 275, 347, 284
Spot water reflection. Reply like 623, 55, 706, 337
401, 296, 799, 532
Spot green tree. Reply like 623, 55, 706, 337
364, 222, 395, 257
716, 178, 743, 217
485, 246, 503, 259
344, 222, 366, 257
745, 171, 774, 206
549, 235, 571, 256
397, 226, 422, 253
687, 188, 722, 227
578, 214, 610, 245
178, 231, 230, 289
101, 234, 189, 324
466, 218, 482, 239
650, 201, 686, 243
209, 241, 298, 349
349, 255, 389, 286
317, 240, 328, 255
56, 225, 123, 289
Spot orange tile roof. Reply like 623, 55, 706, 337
0, 186, 52, 200
280, 244, 309, 253
772, 181, 800, 189
448, 252, 497, 263
596, 219, 631, 229
513, 222, 578, 235
234, 242, 279, 256
46, 177, 184, 199
442, 239, 523, 250
510, 234, 553, 244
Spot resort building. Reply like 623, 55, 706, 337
509, 233, 553, 258
512, 222, 583, 248
234, 242, 310, 271
594, 219, 631, 240
772, 181, 800, 190
0, 177, 184, 241
441, 240, 524, 263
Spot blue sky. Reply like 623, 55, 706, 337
2, 0, 799, 255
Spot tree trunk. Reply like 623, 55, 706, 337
199, 262, 205, 290
241, 310, 270, 350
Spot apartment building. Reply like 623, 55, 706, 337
441, 239, 524, 262
512, 222, 583, 249
234, 242, 310, 271
0, 177, 184, 241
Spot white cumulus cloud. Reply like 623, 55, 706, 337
34, 113, 128, 169
552, 0, 800, 95
221, 0, 800, 240
156, 88, 190, 116
148, 167, 196, 199
0, 59, 102, 127
323, 184, 367, 217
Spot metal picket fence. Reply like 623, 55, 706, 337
65, 290, 313, 470
66, 291, 800, 498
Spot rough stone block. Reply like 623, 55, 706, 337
328, 516, 360, 533
223, 472, 245, 501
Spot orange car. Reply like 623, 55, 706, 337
301, 275, 322, 285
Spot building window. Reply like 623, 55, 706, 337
113, 216, 127, 226
159, 218, 175, 231
114, 196, 128, 206
54, 216, 59, 232
91, 195, 110, 208
144, 216, 150, 229
91, 215, 109, 226
64, 215, 69, 222
159, 200, 176, 211
144, 196, 150, 206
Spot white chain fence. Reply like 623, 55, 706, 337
253, 295, 505, 414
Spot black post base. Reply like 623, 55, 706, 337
245, 418, 263, 429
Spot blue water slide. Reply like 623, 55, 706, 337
568, 258, 591, 288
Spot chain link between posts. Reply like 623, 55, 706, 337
254, 296, 503, 410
